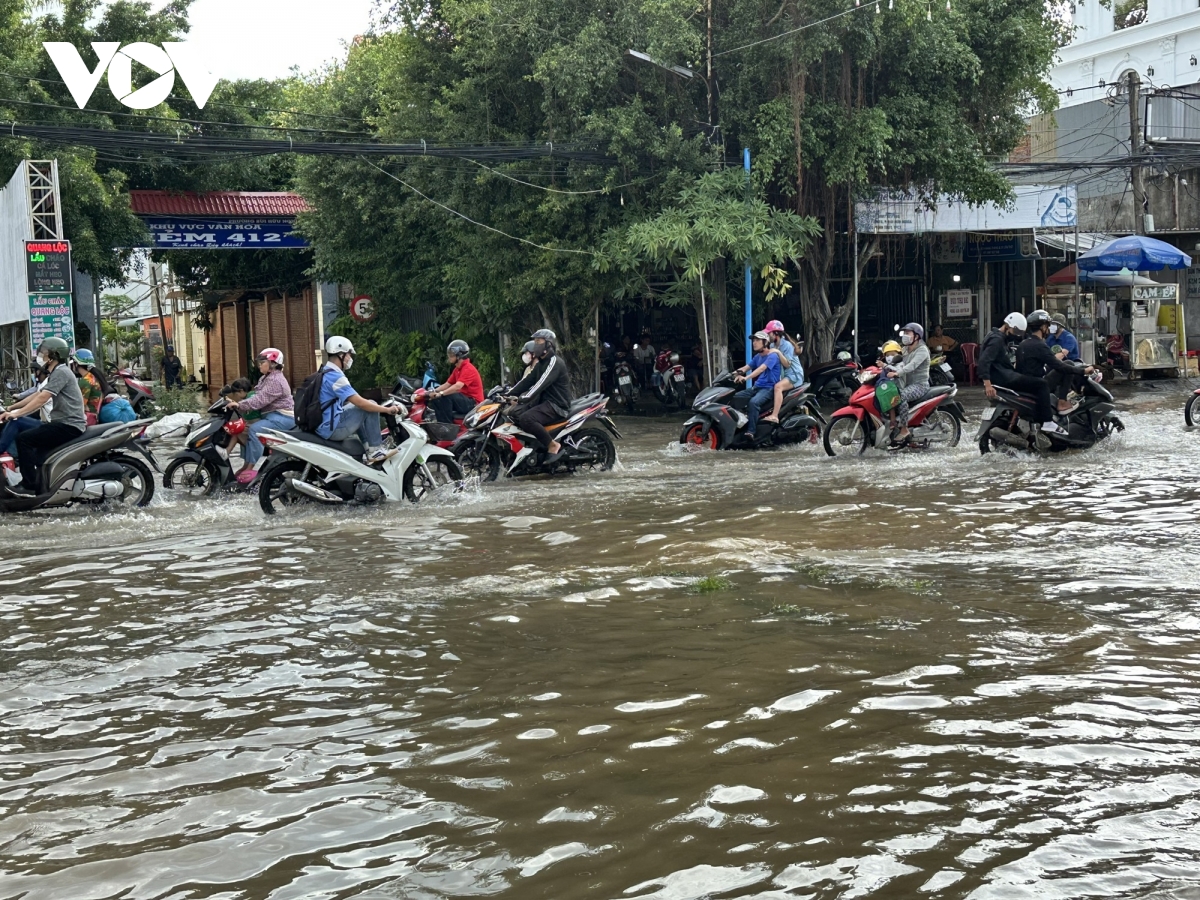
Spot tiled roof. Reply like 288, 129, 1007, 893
129, 191, 311, 217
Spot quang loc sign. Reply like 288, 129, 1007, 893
26, 240, 72, 293
28, 294, 75, 354
142, 217, 309, 249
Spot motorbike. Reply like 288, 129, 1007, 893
823, 366, 964, 456
807, 354, 862, 407
111, 368, 155, 417
612, 352, 638, 413
161, 398, 260, 497
679, 371, 822, 450
0, 419, 156, 512
977, 369, 1123, 454
1187, 385, 1200, 427
652, 350, 689, 409
449, 393, 620, 481
929, 352, 956, 387
255, 400, 464, 515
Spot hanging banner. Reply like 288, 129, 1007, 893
856, 184, 1077, 234
28, 293, 75, 353
141, 216, 309, 249
962, 233, 1040, 263
26, 240, 72, 293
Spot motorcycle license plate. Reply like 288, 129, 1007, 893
980, 407, 995, 421
673, 373, 685, 382
619, 376, 632, 386
940, 362, 953, 373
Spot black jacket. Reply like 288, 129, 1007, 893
1016, 334, 1081, 379
512, 352, 573, 416
977, 327, 1016, 385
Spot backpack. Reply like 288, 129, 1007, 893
875, 376, 900, 412
294, 365, 335, 432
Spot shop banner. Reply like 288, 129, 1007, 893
856, 184, 1077, 234
26, 240, 72, 293
141, 216, 309, 249
28, 294, 75, 353
962, 233, 1040, 263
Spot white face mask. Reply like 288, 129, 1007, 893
884, 353, 901, 364
1049, 324, 1059, 335
521, 352, 533, 366
35, 354, 46, 367
342, 354, 354, 371
900, 333, 914, 346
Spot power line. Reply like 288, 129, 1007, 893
714, 3, 877, 57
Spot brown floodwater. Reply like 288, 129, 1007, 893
2, 384, 1200, 899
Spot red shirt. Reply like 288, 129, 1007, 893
451, 359, 485, 403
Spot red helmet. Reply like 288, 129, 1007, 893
224, 418, 247, 436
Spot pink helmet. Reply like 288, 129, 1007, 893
257, 347, 284, 368
765, 319, 785, 334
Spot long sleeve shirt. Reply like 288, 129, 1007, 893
1016, 336, 1082, 379
511, 353, 572, 415
977, 328, 1015, 384
888, 342, 930, 389
238, 370, 294, 413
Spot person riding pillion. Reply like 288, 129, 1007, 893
429, 340, 484, 424
1016, 309, 1093, 416
761, 319, 804, 426
316, 337, 397, 466
978, 312, 1066, 436
509, 329, 573, 464
884, 322, 931, 446
733, 331, 781, 439
227, 347, 295, 472
0, 337, 87, 495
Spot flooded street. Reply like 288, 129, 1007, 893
2, 385, 1200, 899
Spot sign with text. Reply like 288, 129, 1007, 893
945, 288, 973, 318
856, 184, 1077, 234
1188, 267, 1200, 298
26, 240, 72, 293
142, 216, 309, 249
28, 294, 75, 353
1133, 283, 1178, 302
350, 295, 376, 322
962, 233, 1039, 263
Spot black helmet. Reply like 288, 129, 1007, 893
1026, 309, 1051, 332
447, 339, 470, 360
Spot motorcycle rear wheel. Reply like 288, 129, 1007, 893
404, 458, 464, 502
1186, 393, 1200, 426
162, 457, 218, 498
920, 408, 962, 448
258, 460, 314, 515
823, 415, 868, 457
107, 454, 155, 507
569, 427, 617, 471
680, 422, 721, 450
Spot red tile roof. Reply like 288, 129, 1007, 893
129, 191, 311, 217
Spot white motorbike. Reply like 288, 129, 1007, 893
254, 401, 464, 515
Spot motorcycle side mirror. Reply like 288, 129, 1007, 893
893, 324, 900, 332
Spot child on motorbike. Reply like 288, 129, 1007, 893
884, 323, 931, 447
761, 320, 804, 425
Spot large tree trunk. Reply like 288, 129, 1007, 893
794, 232, 878, 365
710, 258, 728, 375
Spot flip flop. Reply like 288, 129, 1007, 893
762, 415, 780, 423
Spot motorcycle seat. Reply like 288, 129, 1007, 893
290, 430, 366, 458
924, 386, 954, 398
569, 393, 605, 414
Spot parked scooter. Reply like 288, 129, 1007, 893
652, 350, 689, 409
1185, 383, 1200, 426
450, 393, 620, 481
161, 398, 260, 497
978, 369, 1122, 454
929, 352, 956, 386
612, 352, 637, 413
823, 366, 964, 456
255, 400, 463, 514
807, 353, 862, 407
0, 419, 156, 512
111, 368, 155, 417
680, 371, 822, 450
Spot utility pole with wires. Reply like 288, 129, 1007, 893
1128, 69, 1147, 235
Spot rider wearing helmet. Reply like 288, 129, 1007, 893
161, 344, 183, 388
880, 340, 904, 365
978, 311, 1063, 435
429, 339, 484, 425
0, 337, 87, 495
762, 319, 805, 426
884, 322, 931, 446
317, 336, 397, 466
732, 331, 782, 440
510, 329, 573, 463
520, 340, 537, 376
1017, 309, 1093, 416
69, 348, 110, 423
227, 347, 295, 475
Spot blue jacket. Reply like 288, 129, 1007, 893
1050, 328, 1080, 362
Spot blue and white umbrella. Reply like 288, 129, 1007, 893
1077, 235, 1192, 272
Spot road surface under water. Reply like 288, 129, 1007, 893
2, 385, 1200, 899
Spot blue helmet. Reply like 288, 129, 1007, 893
71, 348, 95, 367
901, 322, 925, 341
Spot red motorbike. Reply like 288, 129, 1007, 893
823, 365, 965, 456
407, 387, 468, 449
652, 350, 688, 409
1185, 385, 1200, 427
112, 368, 155, 417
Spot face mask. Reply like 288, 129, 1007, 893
521, 352, 533, 366
884, 353, 901, 364
342, 354, 354, 371
1049, 325, 1059, 334
900, 333, 914, 346
35, 354, 45, 367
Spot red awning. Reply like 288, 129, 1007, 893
129, 191, 310, 217
1047, 263, 1080, 284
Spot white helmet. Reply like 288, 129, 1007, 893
257, 347, 284, 368
1003, 312, 1028, 332
325, 336, 354, 355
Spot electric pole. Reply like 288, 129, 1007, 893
1128, 69, 1146, 235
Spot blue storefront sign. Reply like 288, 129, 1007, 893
962, 233, 1039, 263
142, 216, 310, 249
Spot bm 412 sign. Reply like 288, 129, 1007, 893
143, 217, 309, 249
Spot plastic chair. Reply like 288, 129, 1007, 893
960, 342, 980, 385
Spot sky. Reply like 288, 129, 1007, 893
167, 0, 377, 82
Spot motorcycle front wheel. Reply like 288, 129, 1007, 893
162, 457, 218, 497
258, 460, 314, 515
456, 442, 500, 482
681, 422, 721, 450
1185, 393, 1200, 426
404, 458, 464, 502
823, 415, 868, 457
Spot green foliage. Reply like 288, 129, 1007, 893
688, 575, 732, 594
100, 320, 142, 368
150, 387, 207, 416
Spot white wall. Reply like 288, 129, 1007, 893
0, 163, 32, 327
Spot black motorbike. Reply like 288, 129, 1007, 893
612, 352, 637, 413
807, 354, 862, 407
977, 369, 1123, 454
680, 371, 822, 450
161, 399, 256, 497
